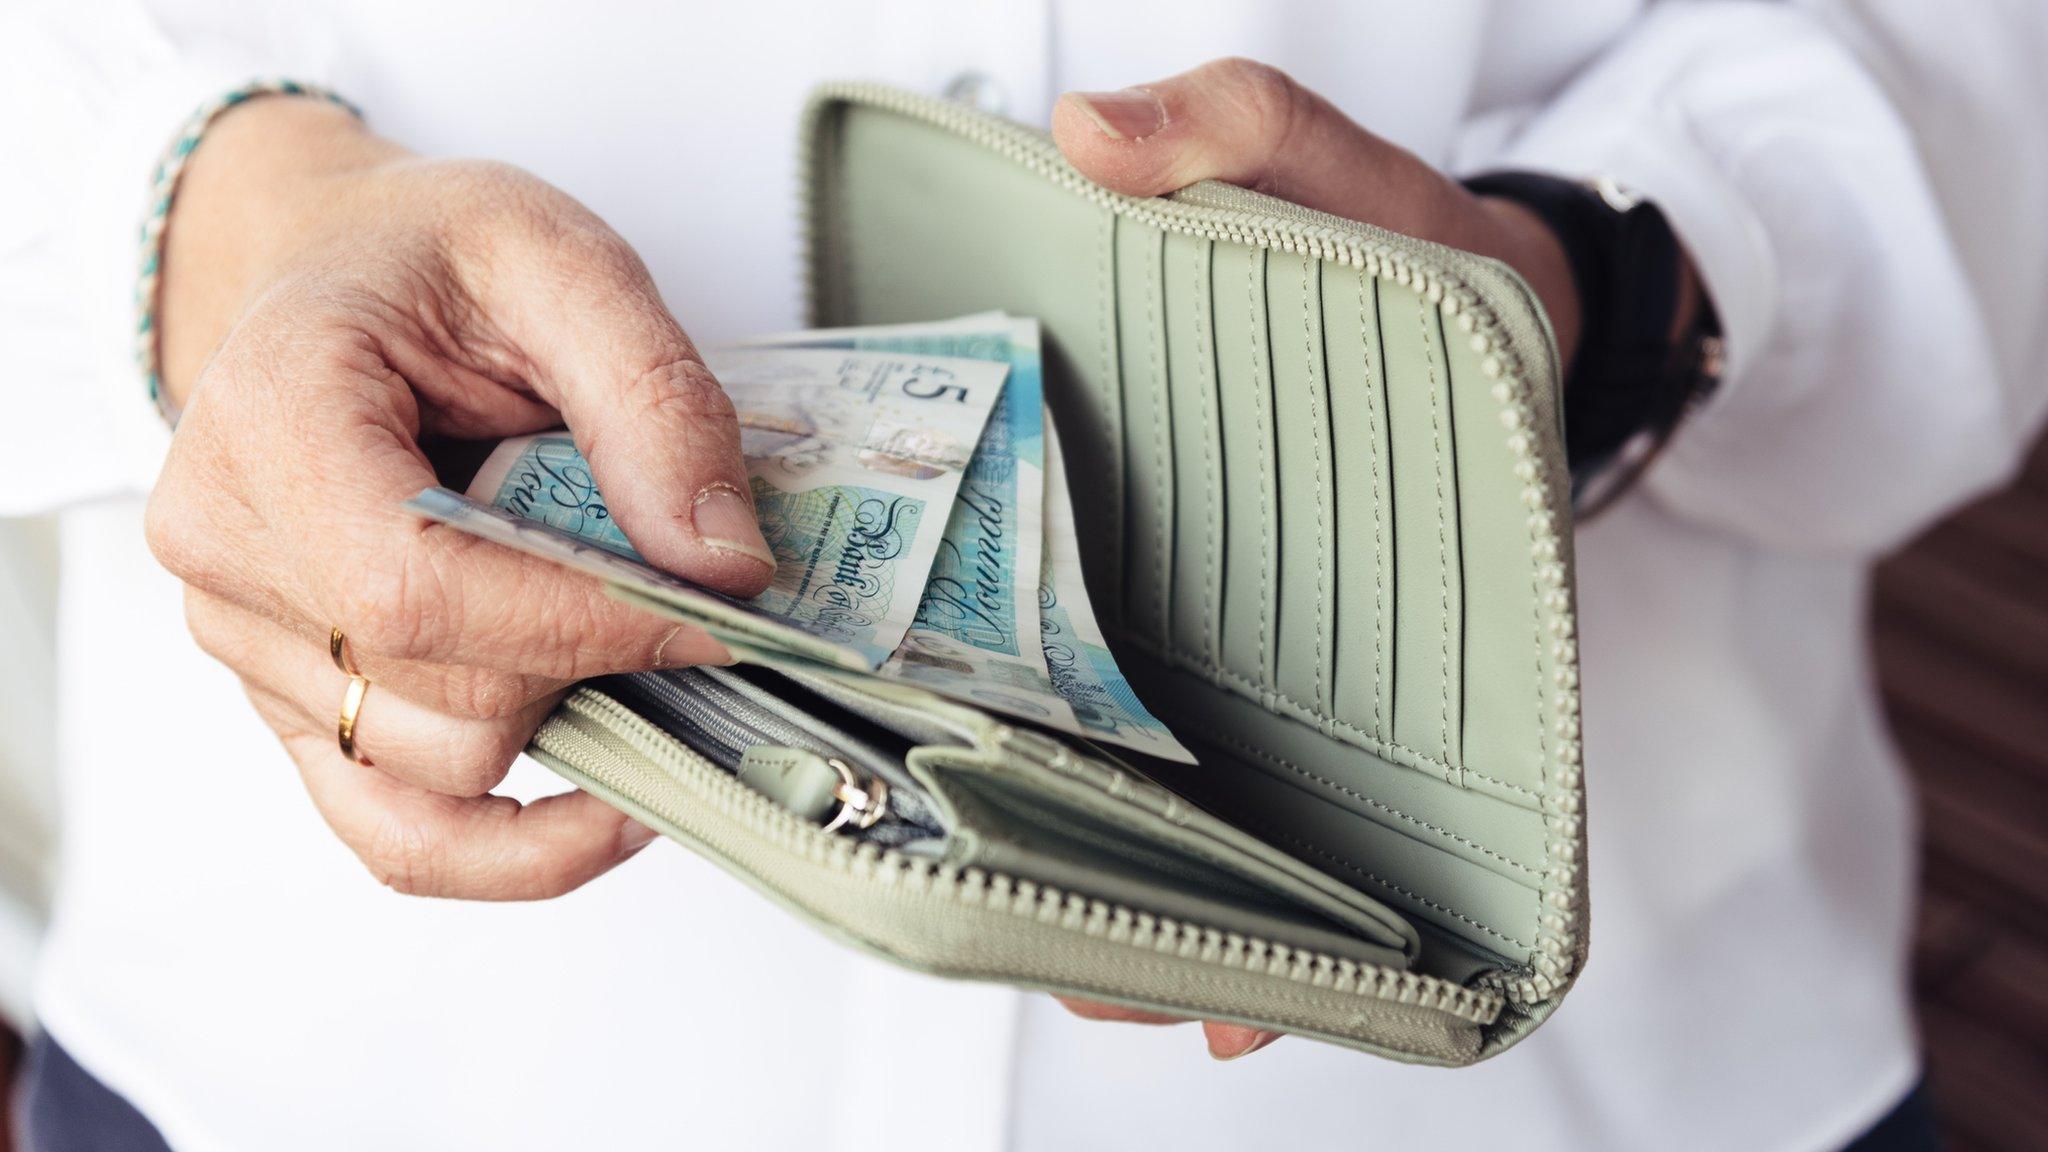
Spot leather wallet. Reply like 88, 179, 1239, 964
524, 83, 1586, 1065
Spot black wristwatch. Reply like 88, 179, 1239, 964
1463, 171, 1724, 513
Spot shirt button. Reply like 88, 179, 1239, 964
942, 71, 1008, 115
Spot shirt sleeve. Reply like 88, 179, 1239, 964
1481, 0, 2048, 556
0, 1, 272, 515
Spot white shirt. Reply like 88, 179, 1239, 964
6, 2, 2046, 1150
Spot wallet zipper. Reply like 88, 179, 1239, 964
614, 668, 922, 840
623, 669, 867, 774
798, 83, 1586, 1006
620, 672, 788, 765
540, 687, 1506, 1028
799, 81, 1559, 389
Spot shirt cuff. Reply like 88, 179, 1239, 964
0, 8, 280, 515
82, 49, 279, 503
1485, 85, 1776, 413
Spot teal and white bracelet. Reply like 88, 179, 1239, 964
137, 79, 361, 426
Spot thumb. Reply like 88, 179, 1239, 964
488, 224, 775, 598
1051, 57, 1455, 241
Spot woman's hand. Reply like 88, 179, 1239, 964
147, 96, 774, 900
1046, 57, 1584, 1060
1054, 56, 1582, 371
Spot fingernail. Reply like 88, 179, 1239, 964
1209, 1028, 1283, 1061
617, 819, 659, 858
692, 484, 775, 567
655, 624, 735, 669
653, 625, 687, 669
1073, 88, 1166, 141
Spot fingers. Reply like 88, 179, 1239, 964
1202, 1022, 1283, 1061
148, 328, 733, 684
284, 726, 658, 900
186, 588, 560, 796
1052, 57, 1456, 239
191, 591, 708, 926
323, 497, 732, 679
1055, 997, 1187, 1026
241, 681, 655, 901
1055, 997, 1285, 1060
474, 214, 775, 596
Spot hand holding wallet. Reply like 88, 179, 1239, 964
521, 84, 1586, 1066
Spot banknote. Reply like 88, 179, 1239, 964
743, 315, 1074, 728
403, 486, 868, 671
1036, 423, 1196, 763
412, 323, 1188, 760
459, 346, 1008, 669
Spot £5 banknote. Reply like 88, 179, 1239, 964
452, 346, 1008, 669
742, 314, 1077, 729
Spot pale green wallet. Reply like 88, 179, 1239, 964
526, 84, 1586, 1065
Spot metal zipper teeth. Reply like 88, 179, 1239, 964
796, 81, 1586, 1005
620, 672, 931, 838
614, 676, 761, 767
693, 668, 897, 769
552, 688, 1505, 1027
799, 82, 1516, 322
683, 669, 939, 815
627, 670, 905, 782
634, 672, 822, 760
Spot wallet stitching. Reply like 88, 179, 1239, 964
1528, 525, 1551, 774
1097, 209, 1122, 614
1146, 230, 1172, 643
1056, 964, 1473, 1028
1196, 241, 1220, 665
805, 88, 1581, 997
1437, 307, 1471, 785
953, 772, 1407, 948
1247, 251, 1272, 685
835, 153, 857, 324
1360, 266, 1388, 741
1236, 818, 1533, 951
1186, 724, 1541, 879
1522, 390, 1553, 782
1282, 832, 1532, 950
1420, 298, 1456, 784
1303, 257, 1328, 713
1135, 631, 1539, 800
549, 695, 1503, 1025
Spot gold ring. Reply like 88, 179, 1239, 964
329, 627, 360, 676
337, 674, 373, 765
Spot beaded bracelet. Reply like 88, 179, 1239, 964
137, 79, 362, 426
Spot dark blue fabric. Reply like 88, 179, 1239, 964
1842, 1081, 1942, 1152
16, 1032, 172, 1152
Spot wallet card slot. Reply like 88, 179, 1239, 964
532, 687, 1508, 1057
938, 771, 1412, 971
1265, 252, 1339, 715
1115, 214, 1175, 648
744, 664, 1424, 966
920, 735, 1421, 962
1163, 232, 1225, 670
1090, 205, 1128, 628
1379, 279, 1466, 780
1211, 243, 1280, 691
1322, 263, 1398, 744
1166, 754, 1540, 961
801, 87, 1587, 1023
1122, 650, 1546, 967
1441, 294, 1555, 801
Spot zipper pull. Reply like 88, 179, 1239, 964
736, 746, 889, 834
822, 757, 890, 833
